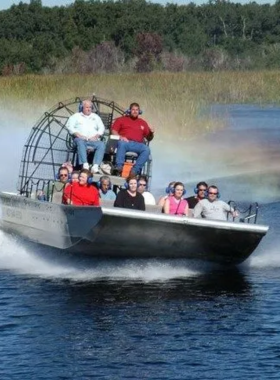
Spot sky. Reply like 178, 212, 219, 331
0, 0, 275, 10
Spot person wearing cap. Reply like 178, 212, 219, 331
111, 102, 154, 176
66, 99, 105, 174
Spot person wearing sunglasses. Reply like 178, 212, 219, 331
193, 185, 238, 221
137, 175, 156, 205
57, 167, 69, 184
185, 181, 208, 209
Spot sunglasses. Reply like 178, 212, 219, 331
138, 183, 147, 187
208, 192, 218, 195
198, 188, 207, 192
60, 174, 68, 177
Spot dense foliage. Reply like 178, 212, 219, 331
2, 0, 280, 74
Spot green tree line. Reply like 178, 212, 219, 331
2, 0, 280, 74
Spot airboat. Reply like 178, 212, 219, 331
0, 95, 269, 265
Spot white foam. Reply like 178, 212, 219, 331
0, 231, 200, 282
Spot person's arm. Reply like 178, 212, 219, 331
193, 202, 203, 218
144, 121, 155, 142
157, 196, 167, 208
92, 188, 100, 206
109, 190, 116, 201
139, 194, 145, 211
163, 198, 170, 214
62, 185, 72, 205
184, 201, 189, 216
114, 190, 125, 208
224, 202, 238, 218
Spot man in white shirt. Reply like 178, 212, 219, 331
194, 185, 238, 221
137, 175, 156, 205
66, 100, 105, 173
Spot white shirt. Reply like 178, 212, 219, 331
66, 112, 105, 139
143, 191, 156, 205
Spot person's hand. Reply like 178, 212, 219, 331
150, 126, 155, 133
120, 136, 129, 142
89, 135, 100, 141
232, 210, 239, 218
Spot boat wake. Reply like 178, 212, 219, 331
0, 231, 203, 282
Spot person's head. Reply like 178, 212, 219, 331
62, 161, 73, 174
126, 174, 138, 194
195, 181, 208, 200
79, 169, 92, 186
207, 185, 219, 202
71, 171, 80, 183
100, 176, 111, 193
82, 100, 93, 116
58, 167, 69, 183
166, 181, 176, 195
137, 175, 148, 194
129, 102, 140, 119
173, 182, 186, 199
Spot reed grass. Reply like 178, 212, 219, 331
1, 71, 280, 138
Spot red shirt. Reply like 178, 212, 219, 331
111, 115, 152, 143
63, 182, 100, 206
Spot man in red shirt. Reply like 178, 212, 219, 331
111, 102, 154, 175
62, 169, 100, 206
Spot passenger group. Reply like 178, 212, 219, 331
44, 99, 238, 221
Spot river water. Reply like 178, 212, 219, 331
0, 105, 280, 379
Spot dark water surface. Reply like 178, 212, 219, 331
1, 105, 280, 379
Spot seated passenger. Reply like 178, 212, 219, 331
71, 171, 80, 183
62, 169, 99, 206
158, 181, 176, 208
111, 102, 154, 176
137, 175, 156, 205
45, 166, 69, 201
114, 175, 145, 211
98, 176, 116, 201
193, 185, 238, 221
61, 161, 73, 174
163, 182, 189, 216
66, 99, 106, 174
185, 181, 208, 209
57, 166, 70, 184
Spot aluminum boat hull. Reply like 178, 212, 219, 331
0, 192, 269, 265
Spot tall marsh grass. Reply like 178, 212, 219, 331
1, 71, 280, 139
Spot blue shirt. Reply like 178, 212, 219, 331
99, 189, 116, 201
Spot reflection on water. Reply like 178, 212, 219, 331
63, 268, 251, 306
